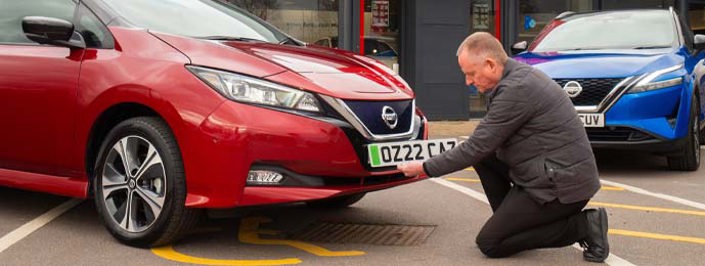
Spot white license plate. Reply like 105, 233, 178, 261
579, 113, 604, 127
367, 138, 458, 168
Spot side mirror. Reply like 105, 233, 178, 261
511, 41, 528, 55
22, 16, 85, 49
694, 34, 705, 51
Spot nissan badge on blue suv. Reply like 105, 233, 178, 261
512, 8, 705, 171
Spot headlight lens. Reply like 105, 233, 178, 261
629, 77, 682, 93
187, 65, 321, 112
628, 65, 683, 94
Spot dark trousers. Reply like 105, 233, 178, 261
474, 155, 589, 258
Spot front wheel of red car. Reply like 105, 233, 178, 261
93, 117, 200, 247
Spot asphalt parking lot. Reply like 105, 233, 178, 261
1, 128, 704, 265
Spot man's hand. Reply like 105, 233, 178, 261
397, 161, 427, 177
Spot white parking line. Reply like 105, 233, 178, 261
0, 199, 82, 253
429, 178, 635, 266
569, 243, 635, 266
601, 179, 705, 211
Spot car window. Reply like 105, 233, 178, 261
364, 39, 395, 56
531, 10, 678, 52
0, 0, 76, 44
364, 39, 378, 55
75, 3, 114, 49
375, 41, 395, 55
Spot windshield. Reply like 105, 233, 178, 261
530, 10, 678, 52
101, 0, 287, 43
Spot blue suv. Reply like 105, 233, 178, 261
513, 8, 704, 171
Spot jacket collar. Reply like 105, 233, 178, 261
501, 58, 519, 80
486, 58, 518, 99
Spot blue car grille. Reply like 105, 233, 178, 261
554, 78, 623, 106
343, 100, 413, 135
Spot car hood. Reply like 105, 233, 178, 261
513, 49, 684, 79
152, 32, 413, 100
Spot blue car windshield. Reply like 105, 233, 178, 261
531, 10, 678, 52
101, 0, 287, 43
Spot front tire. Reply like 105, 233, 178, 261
93, 117, 200, 247
667, 102, 701, 171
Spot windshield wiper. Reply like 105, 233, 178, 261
632, 45, 672, 49
195, 36, 267, 43
278, 36, 300, 45
556, 47, 607, 51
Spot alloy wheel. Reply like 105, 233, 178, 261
101, 136, 166, 233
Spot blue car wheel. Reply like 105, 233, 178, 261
667, 100, 701, 171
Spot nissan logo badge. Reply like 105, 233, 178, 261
562, 81, 583, 98
381, 106, 398, 129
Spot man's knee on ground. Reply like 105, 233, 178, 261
476, 234, 507, 258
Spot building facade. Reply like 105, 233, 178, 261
227, 0, 705, 120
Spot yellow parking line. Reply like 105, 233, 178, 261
589, 201, 705, 217
610, 229, 705, 245
152, 246, 302, 265
446, 177, 480, 183
152, 216, 364, 265
239, 217, 365, 257
464, 167, 475, 172
599, 186, 625, 191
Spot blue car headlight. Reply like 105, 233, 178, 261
628, 64, 683, 94
187, 65, 321, 112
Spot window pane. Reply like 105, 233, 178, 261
470, 0, 495, 34
363, 0, 400, 71
76, 4, 114, 49
227, 0, 339, 44
469, 0, 497, 118
518, 0, 594, 44
689, 3, 705, 35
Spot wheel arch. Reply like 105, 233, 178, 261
85, 103, 166, 196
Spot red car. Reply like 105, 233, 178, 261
0, 0, 438, 247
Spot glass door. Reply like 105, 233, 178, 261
468, 0, 497, 118
363, 0, 401, 72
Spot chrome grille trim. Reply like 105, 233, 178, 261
572, 76, 643, 113
320, 95, 417, 141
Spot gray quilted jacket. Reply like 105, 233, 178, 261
424, 58, 600, 204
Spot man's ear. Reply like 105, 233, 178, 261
486, 58, 498, 72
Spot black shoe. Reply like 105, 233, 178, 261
580, 208, 609, 263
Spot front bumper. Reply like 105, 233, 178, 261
183, 99, 426, 208
580, 77, 693, 153
240, 170, 426, 206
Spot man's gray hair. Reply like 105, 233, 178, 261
456, 32, 508, 65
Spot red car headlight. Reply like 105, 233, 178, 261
187, 65, 322, 112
